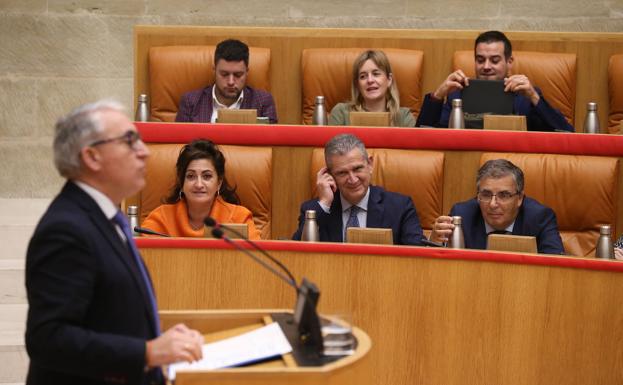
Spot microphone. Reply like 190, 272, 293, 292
133, 226, 170, 237
205, 217, 324, 355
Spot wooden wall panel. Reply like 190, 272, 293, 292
441, 150, 482, 216
271, 146, 314, 239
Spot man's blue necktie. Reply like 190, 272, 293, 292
344, 205, 360, 241
112, 211, 161, 335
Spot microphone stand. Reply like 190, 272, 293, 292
211, 227, 297, 291
207, 221, 326, 360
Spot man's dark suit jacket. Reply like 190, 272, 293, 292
449, 196, 564, 254
292, 185, 424, 245
416, 87, 575, 132
25, 182, 161, 385
175, 85, 278, 123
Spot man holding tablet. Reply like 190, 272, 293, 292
416, 30, 574, 132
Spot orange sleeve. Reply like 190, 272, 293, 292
141, 206, 170, 236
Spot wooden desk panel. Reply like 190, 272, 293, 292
140, 239, 623, 385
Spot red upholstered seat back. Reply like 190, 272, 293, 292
608, 54, 623, 133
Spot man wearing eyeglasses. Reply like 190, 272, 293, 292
429, 159, 564, 254
25, 100, 204, 385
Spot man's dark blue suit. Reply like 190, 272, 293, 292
25, 182, 161, 385
449, 196, 564, 254
292, 185, 424, 245
416, 88, 575, 132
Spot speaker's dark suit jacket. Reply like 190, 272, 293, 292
292, 185, 424, 245
25, 182, 161, 385
449, 196, 564, 254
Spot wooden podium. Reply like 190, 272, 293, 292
159, 309, 372, 385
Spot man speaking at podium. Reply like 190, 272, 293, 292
293, 133, 424, 245
25, 100, 203, 385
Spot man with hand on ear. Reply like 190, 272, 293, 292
292, 133, 423, 245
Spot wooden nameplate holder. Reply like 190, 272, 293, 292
487, 233, 537, 253
217, 109, 258, 124
483, 115, 527, 131
349, 111, 391, 127
346, 227, 393, 245
204, 223, 248, 239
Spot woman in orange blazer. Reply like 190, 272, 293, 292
142, 139, 261, 239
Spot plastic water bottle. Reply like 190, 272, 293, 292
595, 224, 614, 259
301, 210, 319, 242
135, 94, 149, 122
583, 102, 600, 134
448, 99, 465, 129
312, 96, 327, 125
448, 216, 465, 249
127, 205, 140, 237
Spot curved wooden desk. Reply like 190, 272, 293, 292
159, 309, 371, 385
139, 238, 623, 385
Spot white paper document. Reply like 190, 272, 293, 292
167, 322, 293, 381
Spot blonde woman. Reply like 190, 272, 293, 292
329, 50, 415, 127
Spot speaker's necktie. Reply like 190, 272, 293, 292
112, 211, 161, 335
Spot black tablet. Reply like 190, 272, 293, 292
461, 79, 514, 128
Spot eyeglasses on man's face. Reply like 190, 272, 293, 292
89, 130, 143, 150
477, 190, 521, 203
